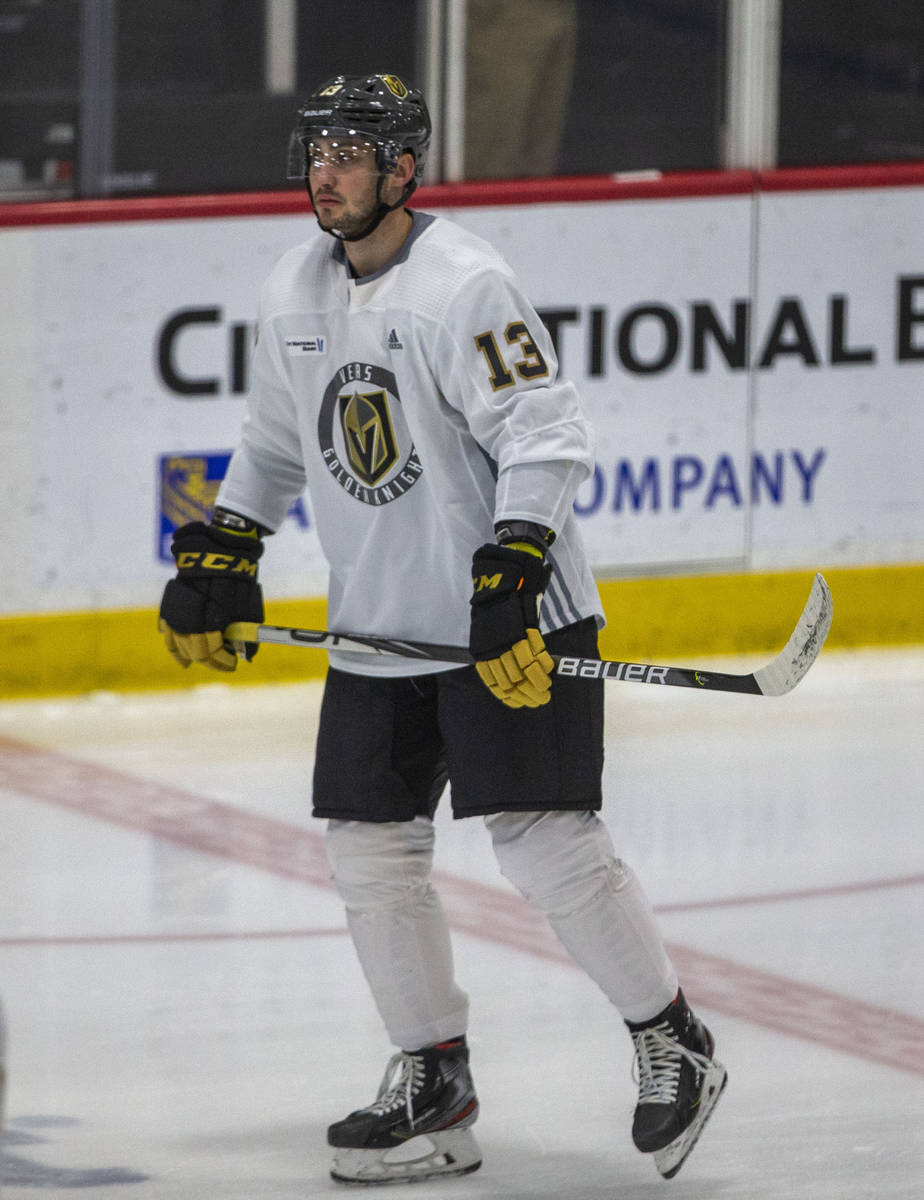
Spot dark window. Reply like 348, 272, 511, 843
0, 0, 79, 195
778, 0, 924, 166
560, 0, 726, 175
464, 0, 726, 181
293, 1, 417, 93
3, 1, 923, 200
111, 0, 417, 196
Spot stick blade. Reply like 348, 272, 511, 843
752, 573, 833, 696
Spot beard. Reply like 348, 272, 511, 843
314, 190, 380, 240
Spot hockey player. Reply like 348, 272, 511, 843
158, 73, 726, 1185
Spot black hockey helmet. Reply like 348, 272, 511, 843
288, 73, 431, 193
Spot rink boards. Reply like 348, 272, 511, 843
0, 165, 922, 695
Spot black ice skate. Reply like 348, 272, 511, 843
627, 989, 727, 1179
328, 1036, 481, 1185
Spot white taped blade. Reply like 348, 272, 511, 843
752, 573, 833, 696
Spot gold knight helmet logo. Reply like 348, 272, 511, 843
339, 388, 399, 485
380, 74, 408, 99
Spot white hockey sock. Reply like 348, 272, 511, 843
486, 810, 678, 1023
326, 818, 469, 1051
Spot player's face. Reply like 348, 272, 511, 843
307, 137, 381, 237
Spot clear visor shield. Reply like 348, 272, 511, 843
286, 129, 390, 181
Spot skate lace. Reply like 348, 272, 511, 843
630, 1022, 712, 1105
368, 1052, 428, 1128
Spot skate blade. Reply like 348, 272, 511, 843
330, 1128, 482, 1186
653, 1061, 727, 1180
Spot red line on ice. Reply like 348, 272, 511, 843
2, 734, 922, 1077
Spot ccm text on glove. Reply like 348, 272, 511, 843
158, 520, 264, 671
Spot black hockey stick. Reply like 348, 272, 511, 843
225, 572, 832, 697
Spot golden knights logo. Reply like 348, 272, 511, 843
379, 74, 408, 99
340, 388, 398, 484
318, 362, 423, 505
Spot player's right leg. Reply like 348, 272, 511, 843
323, 818, 480, 1184
314, 669, 480, 1184
325, 1033, 481, 1185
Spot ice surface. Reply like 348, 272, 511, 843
1, 648, 922, 1198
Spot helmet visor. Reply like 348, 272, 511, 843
287, 129, 387, 181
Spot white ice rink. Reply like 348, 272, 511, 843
1, 647, 922, 1199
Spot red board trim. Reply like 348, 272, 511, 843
1, 162, 922, 228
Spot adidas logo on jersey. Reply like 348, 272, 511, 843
386, 328, 404, 350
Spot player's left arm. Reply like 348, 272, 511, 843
441, 270, 596, 706
447, 268, 595, 518
469, 521, 556, 708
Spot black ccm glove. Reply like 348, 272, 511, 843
158, 516, 264, 672
469, 534, 555, 709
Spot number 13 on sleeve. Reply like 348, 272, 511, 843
473, 322, 549, 391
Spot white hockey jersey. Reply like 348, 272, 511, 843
217, 211, 604, 676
